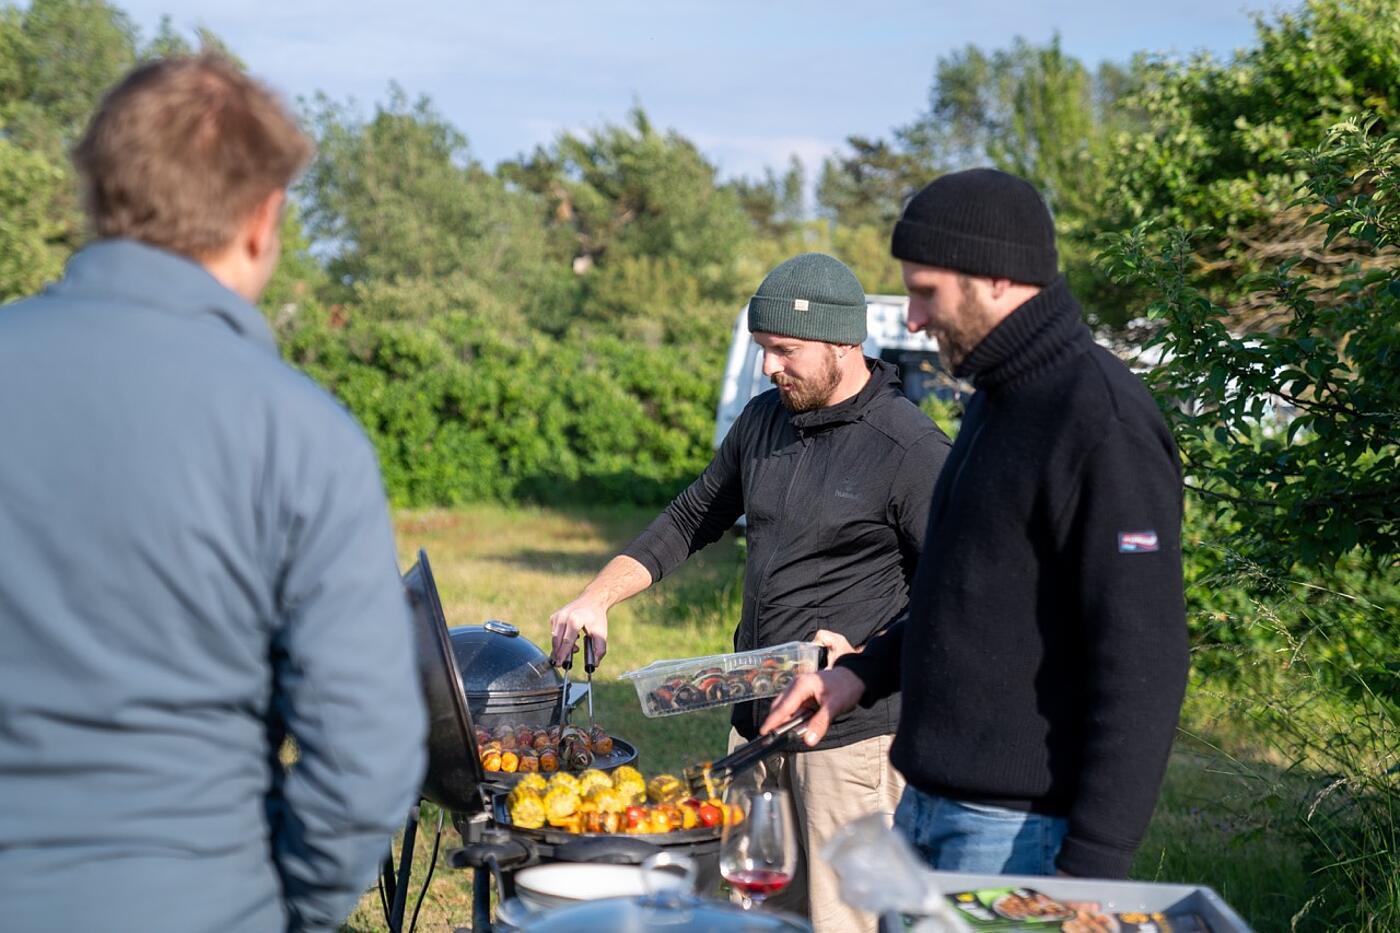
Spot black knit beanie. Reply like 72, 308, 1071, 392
891, 168, 1059, 285
747, 252, 867, 345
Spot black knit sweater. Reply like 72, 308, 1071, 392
838, 279, 1189, 879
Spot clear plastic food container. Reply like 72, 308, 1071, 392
621, 641, 824, 718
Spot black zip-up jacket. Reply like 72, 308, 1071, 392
838, 279, 1189, 879
623, 359, 951, 750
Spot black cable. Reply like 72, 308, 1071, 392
378, 871, 391, 928
407, 808, 445, 933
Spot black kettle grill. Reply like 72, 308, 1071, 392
450, 619, 563, 727
394, 549, 720, 932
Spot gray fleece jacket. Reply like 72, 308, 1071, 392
0, 240, 426, 932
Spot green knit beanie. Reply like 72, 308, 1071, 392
747, 252, 867, 344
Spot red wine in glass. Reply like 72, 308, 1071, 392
724, 867, 792, 899
720, 787, 798, 909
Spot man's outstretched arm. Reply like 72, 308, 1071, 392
549, 555, 653, 665
551, 401, 752, 665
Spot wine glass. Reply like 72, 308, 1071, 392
719, 786, 798, 910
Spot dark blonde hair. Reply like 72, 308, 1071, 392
72, 54, 313, 258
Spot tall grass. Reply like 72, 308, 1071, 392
1180, 548, 1400, 932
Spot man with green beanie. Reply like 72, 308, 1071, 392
551, 252, 951, 931
765, 170, 1190, 882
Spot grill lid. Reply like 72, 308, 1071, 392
403, 549, 487, 816
450, 620, 563, 699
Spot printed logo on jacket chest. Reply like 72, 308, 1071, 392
1118, 530, 1160, 553
834, 470, 860, 501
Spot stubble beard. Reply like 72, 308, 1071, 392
930, 276, 990, 374
775, 346, 842, 413
934, 328, 972, 373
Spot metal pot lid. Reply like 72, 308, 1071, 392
449, 621, 563, 697
506, 893, 811, 932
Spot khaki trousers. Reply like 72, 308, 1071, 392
726, 729, 904, 933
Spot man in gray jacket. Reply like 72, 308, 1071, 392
0, 56, 426, 932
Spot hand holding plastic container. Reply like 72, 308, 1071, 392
621, 642, 825, 718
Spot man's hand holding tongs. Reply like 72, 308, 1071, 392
760, 667, 866, 747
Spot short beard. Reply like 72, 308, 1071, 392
933, 275, 990, 373
775, 346, 842, 413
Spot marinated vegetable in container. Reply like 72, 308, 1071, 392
621, 642, 823, 718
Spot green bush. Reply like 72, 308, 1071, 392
917, 394, 964, 439
285, 314, 721, 508
1099, 116, 1400, 570
1098, 111, 1400, 931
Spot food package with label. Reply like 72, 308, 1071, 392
946, 887, 1214, 933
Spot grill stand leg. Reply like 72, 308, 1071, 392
473, 865, 493, 931
381, 855, 398, 918
387, 805, 420, 932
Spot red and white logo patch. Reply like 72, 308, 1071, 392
1118, 531, 1160, 553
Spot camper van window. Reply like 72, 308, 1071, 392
879, 348, 958, 405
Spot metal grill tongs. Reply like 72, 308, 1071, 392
582, 629, 597, 733
683, 708, 815, 798
555, 641, 573, 725
556, 629, 598, 730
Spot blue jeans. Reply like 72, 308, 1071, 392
894, 785, 1068, 875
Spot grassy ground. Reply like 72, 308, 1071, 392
341, 504, 1322, 932
1130, 733, 1311, 929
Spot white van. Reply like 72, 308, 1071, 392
713, 294, 967, 450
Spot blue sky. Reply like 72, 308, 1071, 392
116, 0, 1281, 182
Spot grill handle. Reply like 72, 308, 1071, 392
445, 834, 535, 872
552, 835, 663, 865
583, 630, 598, 675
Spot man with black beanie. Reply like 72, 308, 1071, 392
764, 169, 1190, 880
